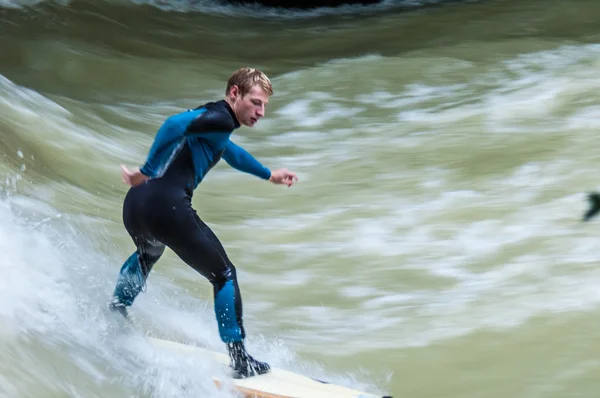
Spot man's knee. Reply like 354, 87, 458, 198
142, 240, 166, 261
210, 266, 235, 290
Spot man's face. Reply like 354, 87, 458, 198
230, 84, 270, 127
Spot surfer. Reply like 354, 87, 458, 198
108, 67, 298, 379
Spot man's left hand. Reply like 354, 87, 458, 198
269, 168, 298, 187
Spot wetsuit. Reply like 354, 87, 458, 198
110, 99, 271, 378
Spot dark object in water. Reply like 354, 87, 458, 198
227, 0, 382, 9
583, 192, 600, 221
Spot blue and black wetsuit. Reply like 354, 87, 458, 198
110, 99, 271, 378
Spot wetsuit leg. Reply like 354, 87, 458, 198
154, 205, 245, 343
152, 205, 270, 378
111, 238, 166, 308
110, 185, 166, 314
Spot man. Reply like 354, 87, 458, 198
109, 67, 298, 379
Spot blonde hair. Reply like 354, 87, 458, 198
226, 67, 273, 97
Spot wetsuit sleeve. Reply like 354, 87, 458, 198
139, 114, 187, 177
185, 106, 236, 139
222, 140, 271, 180
139, 106, 234, 178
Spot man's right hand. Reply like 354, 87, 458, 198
120, 165, 149, 187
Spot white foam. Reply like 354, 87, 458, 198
0, 191, 239, 397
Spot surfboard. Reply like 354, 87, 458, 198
147, 337, 392, 398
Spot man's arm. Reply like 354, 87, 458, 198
140, 106, 234, 178
222, 140, 271, 180
139, 116, 183, 178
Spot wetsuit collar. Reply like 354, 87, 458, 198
220, 99, 241, 129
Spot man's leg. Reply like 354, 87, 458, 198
109, 238, 166, 317
161, 208, 270, 379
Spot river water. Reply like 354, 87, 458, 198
2, 0, 600, 397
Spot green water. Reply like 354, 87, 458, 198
1, 0, 600, 396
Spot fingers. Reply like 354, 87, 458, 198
285, 172, 298, 187
288, 172, 298, 184
120, 164, 132, 186
270, 169, 299, 187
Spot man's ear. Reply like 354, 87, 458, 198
228, 85, 240, 101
